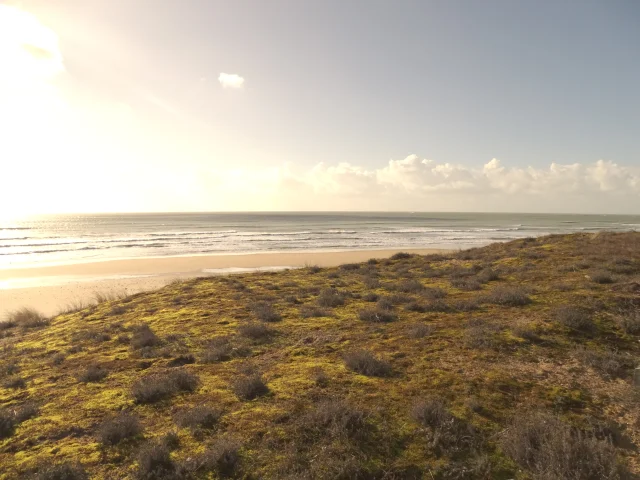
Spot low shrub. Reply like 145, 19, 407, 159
363, 276, 380, 289
3, 308, 48, 329
28, 461, 88, 480
362, 292, 379, 302
344, 350, 391, 377
422, 287, 447, 300
200, 337, 233, 363
167, 354, 195, 367
512, 322, 542, 343
238, 322, 273, 341
407, 323, 434, 338
78, 364, 108, 383
554, 306, 595, 333
311, 367, 329, 387
3, 375, 26, 389
485, 286, 531, 306
98, 412, 141, 445
175, 404, 222, 431
395, 279, 424, 293
465, 320, 502, 350
477, 268, 499, 283
590, 270, 615, 284
232, 374, 269, 400
411, 397, 477, 455
422, 300, 452, 312
501, 412, 627, 479
0, 404, 39, 439
390, 252, 412, 260
299, 398, 367, 442
575, 347, 633, 378
317, 288, 346, 308
358, 308, 397, 323
376, 296, 394, 310
250, 301, 281, 322
616, 309, 640, 335
130, 324, 161, 349
136, 442, 178, 480
300, 305, 330, 318
339, 263, 360, 271
132, 369, 199, 404
186, 436, 241, 478
451, 278, 482, 291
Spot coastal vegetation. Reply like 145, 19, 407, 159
0, 232, 639, 479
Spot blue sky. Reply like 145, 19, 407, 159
1, 0, 639, 213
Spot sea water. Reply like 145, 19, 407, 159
1, 212, 639, 268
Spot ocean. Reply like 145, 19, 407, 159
1, 212, 639, 269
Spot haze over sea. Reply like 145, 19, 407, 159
2, 212, 640, 270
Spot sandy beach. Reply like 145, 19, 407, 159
0, 248, 448, 316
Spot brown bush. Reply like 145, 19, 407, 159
554, 305, 595, 333
407, 323, 434, 339
250, 301, 281, 322
590, 270, 615, 284
28, 461, 88, 480
136, 442, 178, 480
485, 286, 531, 306
317, 288, 346, 308
185, 436, 241, 478
395, 279, 425, 293
344, 350, 391, 377
501, 412, 627, 480
78, 364, 108, 383
300, 305, 330, 318
451, 278, 482, 291
98, 412, 141, 445
232, 374, 269, 400
200, 337, 233, 363
390, 252, 412, 260
132, 369, 199, 404
299, 398, 367, 442
130, 324, 161, 349
358, 308, 397, 323
3, 308, 49, 329
174, 404, 222, 431
238, 322, 273, 341
411, 397, 477, 456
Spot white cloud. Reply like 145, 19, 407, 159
196, 155, 640, 213
218, 72, 245, 89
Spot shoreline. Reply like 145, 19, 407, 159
0, 247, 450, 316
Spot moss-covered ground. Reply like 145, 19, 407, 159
1, 232, 639, 479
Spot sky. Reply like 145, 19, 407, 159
0, 0, 639, 216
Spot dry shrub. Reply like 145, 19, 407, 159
317, 288, 346, 308
136, 442, 178, 480
512, 321, 542, 343
299, 398, 367, 442
390, 252, 412, 260
422, 287, 447, 300
200, 337, 233, 363
422, 299, 452, 312
167, 354, 195, 367
362, 292, 379, 302
339, 263, 360, 271
477, 268, 499, 283
174, 404, 222, 431
486, 286, 531, 306
0, 403, 39, 439
3, 308, 48, 329
238, 322, 273, 341
185, 436, 241, 478
616, 308, 640, 335
363, 276, 380, 289
131, 324, 161, 349
98, 412, 141, 445
590, 270, 615, 284
453, 298, 481, 312
574, 346, 633, 378
28, 461, 88, 480
395, 279, 425, 293
232, 374, 269, 400
406, 323, 434, 339
250, 301, 281, 322
411, 397, 477, 456
465, 319, 502, 350
344, 350, 391, 377
501, 412, 627, 480
358, 308, 397, 323
300, 305, 330, 318
78, 364, 108, 383
451, 278, 482, 291
132, 369, 199, 404
554, 305, 595, 333
3, 375, 26, 389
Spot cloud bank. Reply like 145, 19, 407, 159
218, 72, 244, 88
203, 155, 640, 213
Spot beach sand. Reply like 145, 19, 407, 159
0, 248, 449, 316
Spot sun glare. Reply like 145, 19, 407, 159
0, 5, 64, 84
